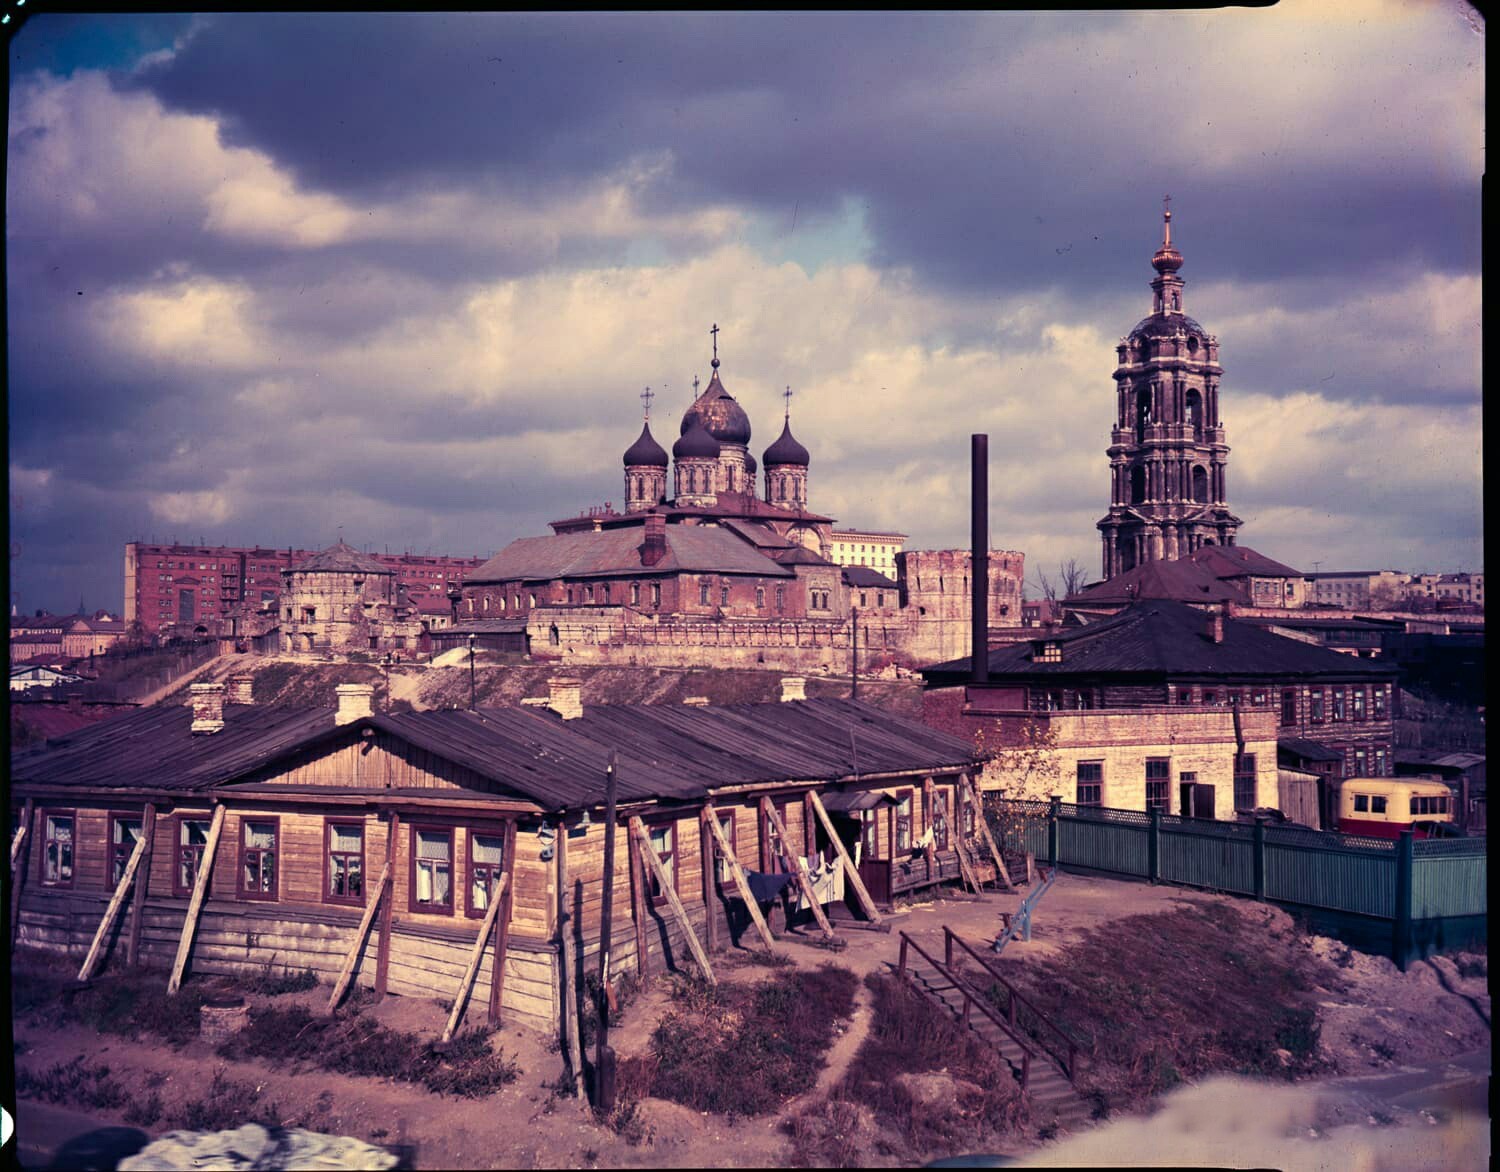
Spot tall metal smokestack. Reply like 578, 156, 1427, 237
971, 434, 990, 685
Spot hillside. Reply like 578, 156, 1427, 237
162, 653, 925, 717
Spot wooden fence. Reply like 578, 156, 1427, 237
987, 797, 1486, 968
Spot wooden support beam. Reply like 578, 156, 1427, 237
954, 835, 981, 895
79, 825, 152, 981
10, 799, 35, 949
807, 791, 882, 924
627, 821, 650, 981
168, 805, 226, 995
699, 809, 719, 954
440, 872, 508, 1042
922, 777, 939, 877
488, 820, 517, 1026
125, 804, 158, 967
629, 817, 715, 984
760, 798, 835, 941
328, 865, 390, 1013
10, 799, 32, 868
376, 811, 400, 997
962, 773, 1013, 891
558, 823, 586, 1099
703, 804, 778, 951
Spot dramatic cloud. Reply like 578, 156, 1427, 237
6, 5, 1483, 614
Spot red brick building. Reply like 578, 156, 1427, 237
123, 542, 486, 639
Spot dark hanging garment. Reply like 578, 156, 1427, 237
741, 870, 795, 904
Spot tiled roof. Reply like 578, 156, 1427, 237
468, 525, 795, 583
923, 599, 1400, 683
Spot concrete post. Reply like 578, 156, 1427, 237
1148, 808, 1161, 884
1252, 819, 1266, 900
1048, 795, 1062, 867
1392, 829, 1414, 971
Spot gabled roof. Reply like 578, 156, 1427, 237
1067, 559, 1244, 607
468, 525, 795, 583
841, 566, 899, 590
12, 698, 981, 813
1278, 736, 1345, 762
923, 599, 1400, 683
1187, 544, 1303, 579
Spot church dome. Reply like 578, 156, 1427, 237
680, 370, 752, 445
623, 421, 669, 467
673, 416, 721, 459
763, 419, 810, 467
1128, 313, 1210, 341
745, 451, 758, 477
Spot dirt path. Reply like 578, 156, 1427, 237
133, 653, 231, 707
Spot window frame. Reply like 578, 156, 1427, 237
711, 808, 738, 888
408, 823, 456, 915
238, 815, 280, 902
1233, 753, 1257, 813
1076, 761, 1104, 808
643, 820, 678, 908
931, 787, 951, 850
109, 812, 145, 888
323, 817, 367, 907
1372, 686, 1387, 718
40, 808, 77, 889
1310, 689, 1325, 724
1280, 689, 1298, 726
895, 789, 915, 853
1145, 759, 1171, 813
465, 825, 509, 920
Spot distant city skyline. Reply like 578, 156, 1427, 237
7, 6, 1484, 615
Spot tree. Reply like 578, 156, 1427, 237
1035, 558, 1090, 605
971, 714, 1064, 872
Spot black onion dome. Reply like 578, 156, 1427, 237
1129, 313, 1210, 341
672, 416, 722, 459
680, 371, 752, 445
745, 451, 758, 476
763, 419, 810, 467
623, 421, 669, 467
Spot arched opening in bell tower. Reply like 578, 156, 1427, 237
1191, 465, 1209, 503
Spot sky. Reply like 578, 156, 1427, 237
6, 5, 1484, 615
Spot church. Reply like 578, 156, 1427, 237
1097, 202, 1242, 578
454, 334, 1023, 669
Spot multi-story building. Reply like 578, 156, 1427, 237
1434, 573, 1484, 608
1097, 204, 1241, 578
830, 529, 907, 577
921, 598, 1397, 827
1305, 570, 1412, 610
124, 542, 485, 639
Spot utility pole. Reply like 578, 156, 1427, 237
468, 633, 477, 710
594, 750, 619, 1110
850, 607, 859, 700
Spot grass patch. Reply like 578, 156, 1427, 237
987, 902, 1334, 1110
243, 966, 320, 996
791, 972, 1027, 1166
216, 1003, 518, 1098
11, 963, 210, 1047
170, 1070, 284, 1131
16, 1057, 127, 1111
1453, 952, 1486, 981
614, 964, 857, 1123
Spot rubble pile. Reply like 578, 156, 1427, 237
120, 1123, 398, 1170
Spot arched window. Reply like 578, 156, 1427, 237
548, 625, 560, 646
1171, 292, 1180, 310
1136, 391, 1152, 440
1192, 465, 1209, 503
1130, 465, 1147, 504
1185, 389, 1203, 438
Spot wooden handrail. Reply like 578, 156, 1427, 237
944, 926, 1078, 1081
896, 932, 1035, 1089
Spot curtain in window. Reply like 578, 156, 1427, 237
329, 825, 362, 853
470, 833, 504, 910
244, 823, 276, 850
416, 829, 451, 904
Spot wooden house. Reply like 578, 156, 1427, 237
10, 677, 999, 1037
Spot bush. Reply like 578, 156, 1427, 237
246, 966, 320, 996
172, 1070, 283, 1131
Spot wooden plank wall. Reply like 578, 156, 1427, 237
252, 735, 498, 793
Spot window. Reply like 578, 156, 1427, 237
175, 817, 211, 896
1310, 690, 1325, 724
755, 585, 766, 608
1332, 690, 1347, 721
651, 583, 661, 606
644, 822, 676, 906
1201, 690, 1217, 706
1145, 759, 1170, 812
721, 584, 729, 606
932, 789, 951, 850
1227, 689, 1242, 708
1372, 687, 1387, 718
1374, 748, 1387, 776
1233, 754, 1257, 812
110, 815, 143, 886
467, 831, 507, 918
1354, 749, 1367, 775
699, 580, 711, 606
712, 810, 738, 886
630, 583, 640, 606
895, 790, 914, 852
240, 819, 279, 900
775, 586, 784, 612
1281, 689, 1298, 726
325, 821, 365, 905
1076, 762, 1104, 807
42, 812, 75, 887
1352, 689, 1366, 721
529, 592, 537, 607
1251, 689, 1267, 707
1178, 688, 1194, 706
1353, 794, 1369, 813
411, 826, 454, 913
858, 808, 879, 860
1370, 796, 1388, 815
877, 591, 885, 607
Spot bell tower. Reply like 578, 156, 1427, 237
1098, 200, 1241, 579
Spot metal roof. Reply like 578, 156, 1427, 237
468, 525, 794, 584
1277, 736, 1345, 762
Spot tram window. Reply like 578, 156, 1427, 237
1370, 796, 1387, 814
1353, 795, 1369, 813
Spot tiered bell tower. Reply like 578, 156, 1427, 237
1098, 201, 1241, 579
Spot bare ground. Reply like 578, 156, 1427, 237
13, 876, 1489, 1168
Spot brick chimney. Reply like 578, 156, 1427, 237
335, 683, 375, 725
683, 696, 710, 706
1207, 611, 1225, 644
227, 675, 255, 705
66, 691, 83, 714
190, 682, 226, 734
548, 676, 583, 720
640, 513, 667, 568
779, 676, 807, 702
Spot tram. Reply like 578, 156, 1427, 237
1336, 777, 1459, 839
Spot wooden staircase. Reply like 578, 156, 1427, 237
896, 930, 1096, 1138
